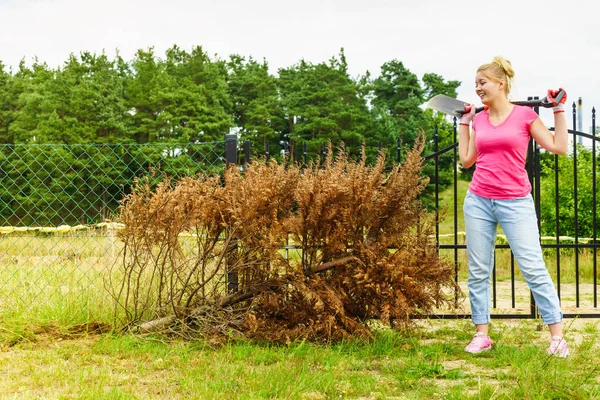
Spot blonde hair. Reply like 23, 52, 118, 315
477, 56, 515, 95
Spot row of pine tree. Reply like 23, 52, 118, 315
0, 46, 461, 157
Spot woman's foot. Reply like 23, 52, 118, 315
547, 336, 569, 357
465, 332, 492, 353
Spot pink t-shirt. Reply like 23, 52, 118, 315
469, 105, 539, 199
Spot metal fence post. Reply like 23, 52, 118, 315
533, 97, 542, 323
243, 140, 251, 167
525, 96, 538, 318
225, 133, 238, 166
224, 133, 239, 293
302, 142, 307, 167
592, 107, 597, 307
265, 141, 270, 162
572, 101, 580, 307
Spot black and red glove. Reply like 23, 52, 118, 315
547, 88, 567, 114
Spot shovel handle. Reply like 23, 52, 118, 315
456, 89, 566, 115
454, 106, 486, 116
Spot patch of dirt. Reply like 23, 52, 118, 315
67, 321, 112, 335
3, 321, 112, 347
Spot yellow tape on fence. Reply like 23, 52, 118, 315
0, 222, 125, 234
435, 232, 596, 243
0, 224, 596, 243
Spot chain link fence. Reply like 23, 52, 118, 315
0, 142, 225, 319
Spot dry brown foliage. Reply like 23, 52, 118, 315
110, 134, 457, 343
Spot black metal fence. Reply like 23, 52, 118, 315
424, 102, 599, 319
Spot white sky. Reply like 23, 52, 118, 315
1, 0, 598, 134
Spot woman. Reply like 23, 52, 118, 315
458, 56, 569, 357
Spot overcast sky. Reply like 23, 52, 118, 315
1, 0, 598, 133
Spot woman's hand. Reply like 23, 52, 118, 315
547, 88, 567, 114
459, 104, 477, 126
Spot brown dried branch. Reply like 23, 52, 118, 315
110, 133, 459, 342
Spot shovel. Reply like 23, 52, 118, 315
427, 90, 566, 118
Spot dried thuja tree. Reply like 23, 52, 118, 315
244, 136, 457, 342
110, 134, 457, 342
109, 161, 300, 330
108, 173, 226, 326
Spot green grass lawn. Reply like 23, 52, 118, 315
1, 181, 599, 399
1, 319, 599, 399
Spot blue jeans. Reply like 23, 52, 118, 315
463, 190, 562, 325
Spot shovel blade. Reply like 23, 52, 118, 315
427, 94, 469, 118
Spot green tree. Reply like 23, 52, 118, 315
278, 49, 375, 161
160, 45, 232, 143
0, 61, 14, 143
124, 46, 232, 144
371, 59, 425, 149
422, 72, 460, 101
67, 52, 128, 143
369, 60, 461, 202
123, 47, 168, 144
30, 52, 130, 144
370, 61, 460, 147
227, 55, 281, 154
7, 60, 56, 144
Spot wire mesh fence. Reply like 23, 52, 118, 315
0, 142, 225, 314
